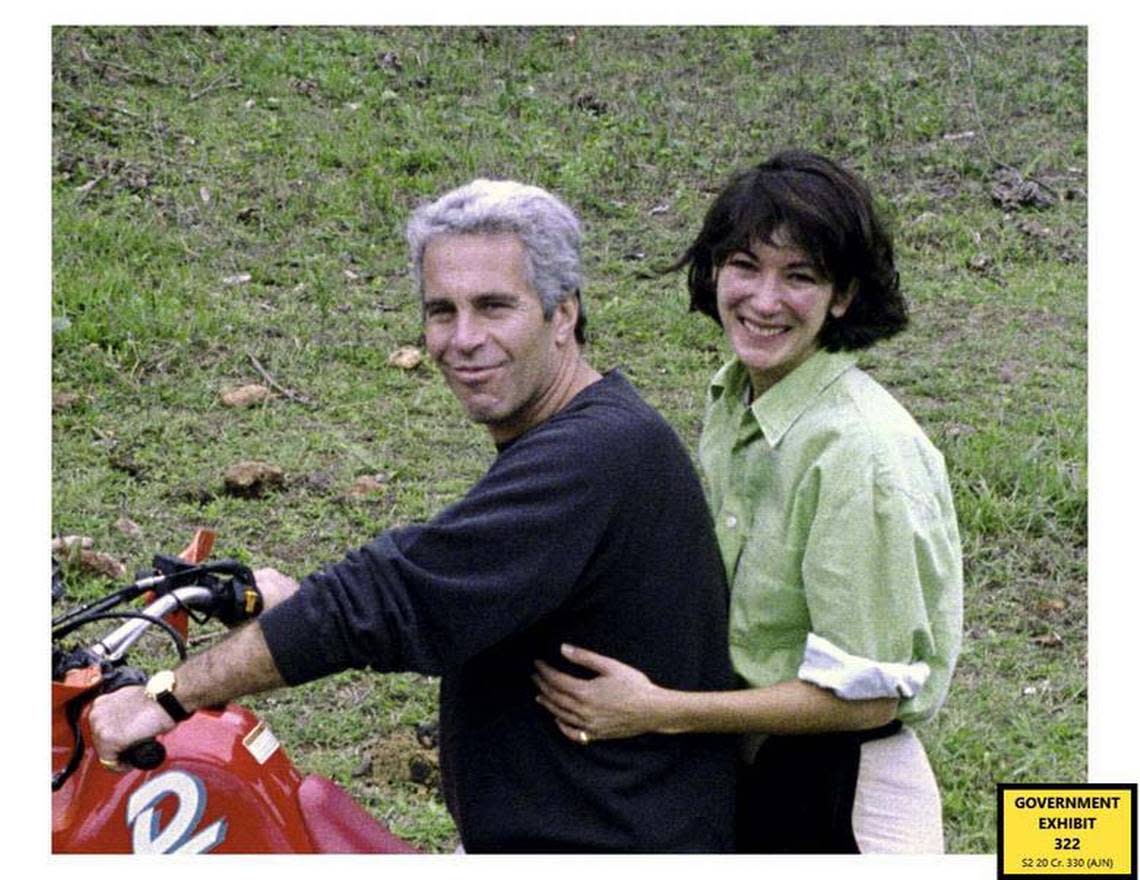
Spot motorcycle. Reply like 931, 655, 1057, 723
51, 529, 420, 854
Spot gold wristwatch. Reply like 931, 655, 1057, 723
144, 669, 192, 722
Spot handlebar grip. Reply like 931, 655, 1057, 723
122, 739, 166, 770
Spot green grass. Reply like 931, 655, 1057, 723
52, 25, 1086, 853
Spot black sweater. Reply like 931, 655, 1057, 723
260, 371, 735, 852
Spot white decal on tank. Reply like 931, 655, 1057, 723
126, 769, 227, 853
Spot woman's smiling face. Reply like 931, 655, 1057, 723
715, 234, 851, 396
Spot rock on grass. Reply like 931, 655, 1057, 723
220, 384, 273, 408
388, 346, 423, 370
223, 460, 285, 497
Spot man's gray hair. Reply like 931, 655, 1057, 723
405, 179, 587, 342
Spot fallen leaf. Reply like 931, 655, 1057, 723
346, 474, 389, 499
1038, 598, 1067, 614
967, 254, 992, 272
115, 516, 143, 538
1016, 218, 1051, 238
223, 461, 285, 498
220, 384, 273, 408
991, 168, 1058, 211
945, 423, 977, 439
52, 535, 94, 554
222, 273, 252, 286
388, 346, 423, 370
77, 550, 127, 580
199, 186, 211, 204
53, 390, 83, 411
1030, 633, 1063, 648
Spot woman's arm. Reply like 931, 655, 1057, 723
533, 643, 897, 742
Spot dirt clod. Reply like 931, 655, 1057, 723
220, 384, 273, 408
53, 390, 84, 411
223, 460, 285, 497
388, 346, 423, 370
991, 168, 1057, 211
367, 726, 441, 794
346, 474, 390, 499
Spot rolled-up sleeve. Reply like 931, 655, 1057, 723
797, 437, 963, 721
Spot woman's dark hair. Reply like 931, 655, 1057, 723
673, 150, 907, 351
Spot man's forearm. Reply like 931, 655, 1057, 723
90, 619, 288, 765
174, 620, 286, 712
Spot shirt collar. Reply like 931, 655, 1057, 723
711, 350, 857, 447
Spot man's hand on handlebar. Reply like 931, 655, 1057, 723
89, 687, 175, 771
253, 568, 300, 612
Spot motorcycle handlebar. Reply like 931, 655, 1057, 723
93, 586, 216, 661
121, 739, 166, 770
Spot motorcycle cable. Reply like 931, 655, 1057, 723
51, 561, 251, 631
51, 584, 149, 631
52, 696, 90, 792
52, 611, 189, 660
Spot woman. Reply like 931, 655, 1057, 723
533, 151, 963, 853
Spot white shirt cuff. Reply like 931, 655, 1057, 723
797, 632, 930, 700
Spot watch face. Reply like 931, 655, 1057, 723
147, 670, 176, 696
146, 669, 190, 721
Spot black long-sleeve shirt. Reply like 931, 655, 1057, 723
259, 371, 735, 852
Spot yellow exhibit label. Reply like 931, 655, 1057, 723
999, 784, 1136, 878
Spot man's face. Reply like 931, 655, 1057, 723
421, 232, 577, 444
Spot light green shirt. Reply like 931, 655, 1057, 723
699, 350, 963, 725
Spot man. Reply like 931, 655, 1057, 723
91, 179, 736, 852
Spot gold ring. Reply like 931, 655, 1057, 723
577, 730, 590, 745
99, 757, 120, 771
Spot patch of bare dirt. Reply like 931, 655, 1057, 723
362, 725, 441, 797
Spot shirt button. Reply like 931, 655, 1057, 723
725, 514, 738, 529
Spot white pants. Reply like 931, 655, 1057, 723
851, 726, 945, 853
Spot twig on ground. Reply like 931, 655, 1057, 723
189, 75, 242, 102
248, 353, 315, 406
80, 46, 176, 88
948, 28, 1059, 197
188, 630, 227, 649
75, 174, 107, 204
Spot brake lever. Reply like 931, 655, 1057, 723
142, 557, 262, 625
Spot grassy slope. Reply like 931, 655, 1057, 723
51, 26, 1087, 852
